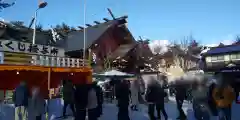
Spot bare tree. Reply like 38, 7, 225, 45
36, 23, 43, 31
233, 35, 240, 45
171, 36, 200, 71
10, 21, 24, 27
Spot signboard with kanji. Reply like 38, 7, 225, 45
0, 40, 65, 57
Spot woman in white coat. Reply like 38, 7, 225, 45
31, 87, 46, 120
130, 80, 139, 111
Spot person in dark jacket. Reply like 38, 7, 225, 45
93, 81, 104, 118
155, 84, 168, 120
62, 80, 76, 118
208, 82, 218, 116
74, 84, 89, 120
115, 80, 131, 120
145, 82, 168, 120
13, 81, 29, 120
175, 85, 187, 120
192, 81, 211, 120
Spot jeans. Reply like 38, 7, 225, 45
219, 107, 231, 120
63, 101, 75, 117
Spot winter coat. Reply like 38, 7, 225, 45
130, 80, 139, 105
31, 88, 46, 117
62, 82, 75, 103
175, 85, 187, 101
213, 85, 235, 108
145, 85, 164, 104
116, 82, 130, 106
208, 83, 218, 116
74, 85, 88, 110
94, 85, 103, 105
192, 86, 208, 102
87, 87, 98, 109
13, 84, 29, 107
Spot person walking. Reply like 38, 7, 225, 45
192, 81, 211, 120
213, 81, 235, 120
87, 83, 99, 120
155, 81, 168, 120
93, 81, 104, 118
130, 80, 139, 111
13, 81, 29, 120
175, 84, 187, 120
31, 87, 46, 120
207, 81, 218, 117
62, 80, 76, 118
116, 80, 131, 120
74, 84, 89, 120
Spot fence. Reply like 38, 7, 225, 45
1, 54, 89, 67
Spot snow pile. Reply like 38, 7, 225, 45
148, 40, 170, 55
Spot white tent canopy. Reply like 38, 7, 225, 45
94, 70, 134, 77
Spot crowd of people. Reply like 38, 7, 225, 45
10, 72, 239, 120
169, 73, 236, 120
12, 79, 104, 120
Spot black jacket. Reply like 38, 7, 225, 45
175, 86, 187, 100
94, 85, 104, 105
116, 82, 130, 106
74, 85, 89, 109
145, 85, 165, 103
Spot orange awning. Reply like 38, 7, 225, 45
0, 64, 92, 72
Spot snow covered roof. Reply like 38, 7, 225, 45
204, 45, 240, 55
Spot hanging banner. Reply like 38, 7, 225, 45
0, 40, 65, 57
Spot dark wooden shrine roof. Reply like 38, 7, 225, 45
109, 43, 137, 59
60, 16, 128, 52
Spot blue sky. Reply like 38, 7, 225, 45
0, 0, 239, 45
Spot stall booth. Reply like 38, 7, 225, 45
0, 40, 92, 120
0, 40, 92, 99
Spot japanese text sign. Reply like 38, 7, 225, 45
0, 40, 65, 57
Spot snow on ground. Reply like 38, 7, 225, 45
1, 97, 240, 120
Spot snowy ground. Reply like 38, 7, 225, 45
1, 97, 240, 120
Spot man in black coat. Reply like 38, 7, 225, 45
175, 85, 187, 120
74, 84, 89, 120
115, 80, 131, 120
93, 81, 104, 118
145, 83, 168, 120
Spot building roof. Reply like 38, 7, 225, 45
109, 43, 137, 59
204, 44, 240, 55
61, 16, 128, 52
